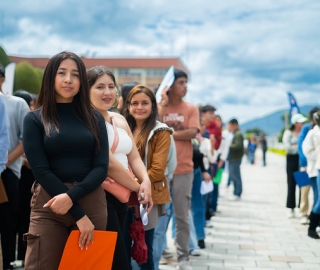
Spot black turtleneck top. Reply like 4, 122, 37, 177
22, 103, 109, 221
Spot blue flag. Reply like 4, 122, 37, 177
287, 92, 300, 117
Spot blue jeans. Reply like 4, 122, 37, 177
310, 177, 318, 206
229, 160, 242, 197
191, 168, 206, 240
153, 202, 172, 270
312, 171, 320, 214
209, 183, 219, 212
247, 151, 255, 164
188, 209, 199, 251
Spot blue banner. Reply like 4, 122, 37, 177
287, 92, 300, 117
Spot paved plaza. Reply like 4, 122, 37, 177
1, 151, 320, 270
161, 151, 320, 270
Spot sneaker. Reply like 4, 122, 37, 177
189, 249, 201, 256
162, 249, 173, 259
300, 216, 310, 225
159, 256, 168, 265
316, 227, 320, 233
198, 239, 205, 249
177, 260, 193, 270
287, 209, 295, 218
206, 220, 214, 228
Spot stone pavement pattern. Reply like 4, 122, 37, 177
161, 151, 320, 270
1, 151, 320, 270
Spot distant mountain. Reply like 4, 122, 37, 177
240, 105, 317, 135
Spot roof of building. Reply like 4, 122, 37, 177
9, 55, 188, 72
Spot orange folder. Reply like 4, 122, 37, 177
58, 230, 117, 270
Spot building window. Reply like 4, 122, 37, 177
146, 69, 167, 77
118, 69, 142, 77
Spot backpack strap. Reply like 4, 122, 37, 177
110, 116, 119, 153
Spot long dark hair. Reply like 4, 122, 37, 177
119, 81, 140, 115
36, 51, 100, 150
124, 85, 158, 158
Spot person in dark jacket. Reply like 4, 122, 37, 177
259, 133, 267, 166
227, 119, 244, 201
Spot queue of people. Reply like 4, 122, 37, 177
282, 107, 320, 240
0, 52, 251, 270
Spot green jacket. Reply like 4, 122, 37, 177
229, 129, 244, 161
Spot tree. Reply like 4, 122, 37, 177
0, 45, 11, 67
14, 61, 42, 94
34, 67, 44, 85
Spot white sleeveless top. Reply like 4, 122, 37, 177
106, 121, 132, 169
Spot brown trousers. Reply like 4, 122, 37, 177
24, 183, 107, 270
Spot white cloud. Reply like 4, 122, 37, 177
1, 0, 320, 122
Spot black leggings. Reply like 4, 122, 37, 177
106, 192, 130, 270
286, 154, 300, 209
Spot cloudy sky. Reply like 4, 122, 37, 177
1, 0, 319, 123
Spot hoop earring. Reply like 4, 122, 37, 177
111, 97, 119, 108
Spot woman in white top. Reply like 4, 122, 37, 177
304, 111, 320, 238
282, 113, 307, 218
87, 66, 153, 270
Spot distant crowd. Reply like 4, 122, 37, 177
282, 107, 320, 240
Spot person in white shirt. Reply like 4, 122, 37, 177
305, 111, 320, 239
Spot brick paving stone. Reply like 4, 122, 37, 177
240, 244, 269, 250
269, 255, 303, 262
301, 256, 320, 263
289, 262, 320, 269
256, 261, 291, 268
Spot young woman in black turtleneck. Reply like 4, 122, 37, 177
22, 52, 109, 270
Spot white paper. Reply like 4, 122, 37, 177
140, 204, 148, 225
200, 180, 214, 195
155, 66, 175, 103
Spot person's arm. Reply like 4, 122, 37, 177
23, 112, 86, 221
0, 95, 9, 174
6, 99, 29, 167
298, 125, 309, 167
194, 146, 211, 181
165, 135, 177, 181
146, 131, 171, 183
302, 131, 317, 161
204, 138, 218, 164
124, 122, 153, 209
6, 141, 24, 167
173, 127, 198, 140
282, 129, 296, 153
108, 151, 140, 192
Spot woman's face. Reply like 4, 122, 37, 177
294, 122, 304, 130
215, 117, 222, 128
54, 59, 80, 103
90, 74, 116, 112
128, 92, 152, 122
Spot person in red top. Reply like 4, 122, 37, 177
201, 105, 222, 150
